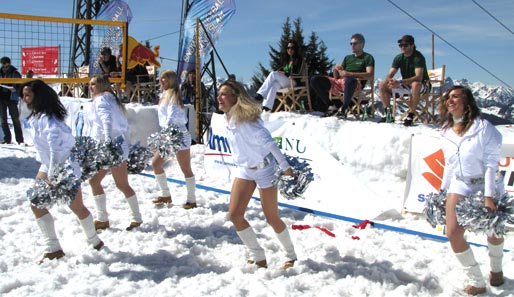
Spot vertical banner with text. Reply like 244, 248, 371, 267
89, 0, 132, 76
177, 0, 236, 83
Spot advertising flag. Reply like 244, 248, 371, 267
177, 0, 236, 83
89, 0, 133, 75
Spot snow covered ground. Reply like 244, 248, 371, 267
0, 108, 513, 297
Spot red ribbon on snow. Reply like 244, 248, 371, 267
350, 219, 373, 240
291, 224, 336, 237
352, 219, 373, 230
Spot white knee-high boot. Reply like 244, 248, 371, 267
79, 213, 102, 247
488, 241, 504, 273
94, 194, 109, 222
455, 248, 486, 288
236, 227, 266, 262
155, 173, 170, 197
36, 213, 62, 253
185, 176, 196, 203
275, 228, 297, 261
126, 194, 142, 223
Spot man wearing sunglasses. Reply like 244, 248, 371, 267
310, 33, 374, 118
0, 56, 24, 144
378, 35, 430, 126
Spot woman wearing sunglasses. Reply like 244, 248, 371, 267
255, 40, 303, 111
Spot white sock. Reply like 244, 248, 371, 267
155, 173, 170, 197
275, 228, 297, 261
455, 248, 486, 288
236, 227, 266, 262
126, 195, 142, 223
488, 241, 504, 273
79, 213, 102, 247
185, 175, 196, 203
94, 194, 109, 222
36, 213, 62, 253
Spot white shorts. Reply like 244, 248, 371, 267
235, 161, 276, 189
448, 178, 505, 197
178, 130, 192, 151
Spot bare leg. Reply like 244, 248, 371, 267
379, 80, 392, 109
409, 81, 422, 114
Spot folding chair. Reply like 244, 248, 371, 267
131, 66, 157, 104
392, 65, 445, 124
329, 78, 375, 120
274, 62, 312, 112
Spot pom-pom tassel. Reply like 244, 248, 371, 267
71, 136, 100, 182
27, 161, 80, 209
147, 125, 185, 160
127, 143, 153, 174
456, 191, 514, 238
96, 136, 124, 170
424, 190, 447, 228
273, 155, 314, 200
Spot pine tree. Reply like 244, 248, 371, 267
317, 40, 333, 76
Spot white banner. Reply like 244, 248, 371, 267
21, 97, 197, 147
404, 134, 514, 213
205, 113, 395, 220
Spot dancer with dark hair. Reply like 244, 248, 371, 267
20, 79, 103, 264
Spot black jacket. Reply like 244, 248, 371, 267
0, 65, 21, 101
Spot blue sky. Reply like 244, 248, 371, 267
3, 0, 514, 87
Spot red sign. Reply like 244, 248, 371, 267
21, 46, 59, 75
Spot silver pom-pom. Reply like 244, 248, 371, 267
27, 161, 80, 209
274, 155, 314, 200
456, 191, 514, 237
424, 190, 447, 228
147, 125, 185, 160
96, 136, 124, 170
71, 136, 100, 182
127, 143, 153, 174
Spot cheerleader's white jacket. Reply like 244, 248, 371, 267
223, 113, 290, 171
440, 117, 502, 197
157, 95, 188, 130
90, 92, 130, 142
29, 114, 75, 174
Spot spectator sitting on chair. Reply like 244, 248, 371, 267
180, 69, 206, 108
0, 56, 24, 144
255, 40, 303, 111
310, 33, 374, 118
378, 35, 430, 126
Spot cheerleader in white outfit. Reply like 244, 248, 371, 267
20, 79, 103, 264
88, 75, 142, 231
439, 86, 505, 295
151, 70, 196, 208
218, 79, 296, 269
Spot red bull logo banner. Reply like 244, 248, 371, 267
177, 0, 236, 83
403, 134, 514, 213
126, 36, 161, 69
90, 0, 132, 75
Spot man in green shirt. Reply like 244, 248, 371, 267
310, 33, 374, 118
379, 35, 430, 126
